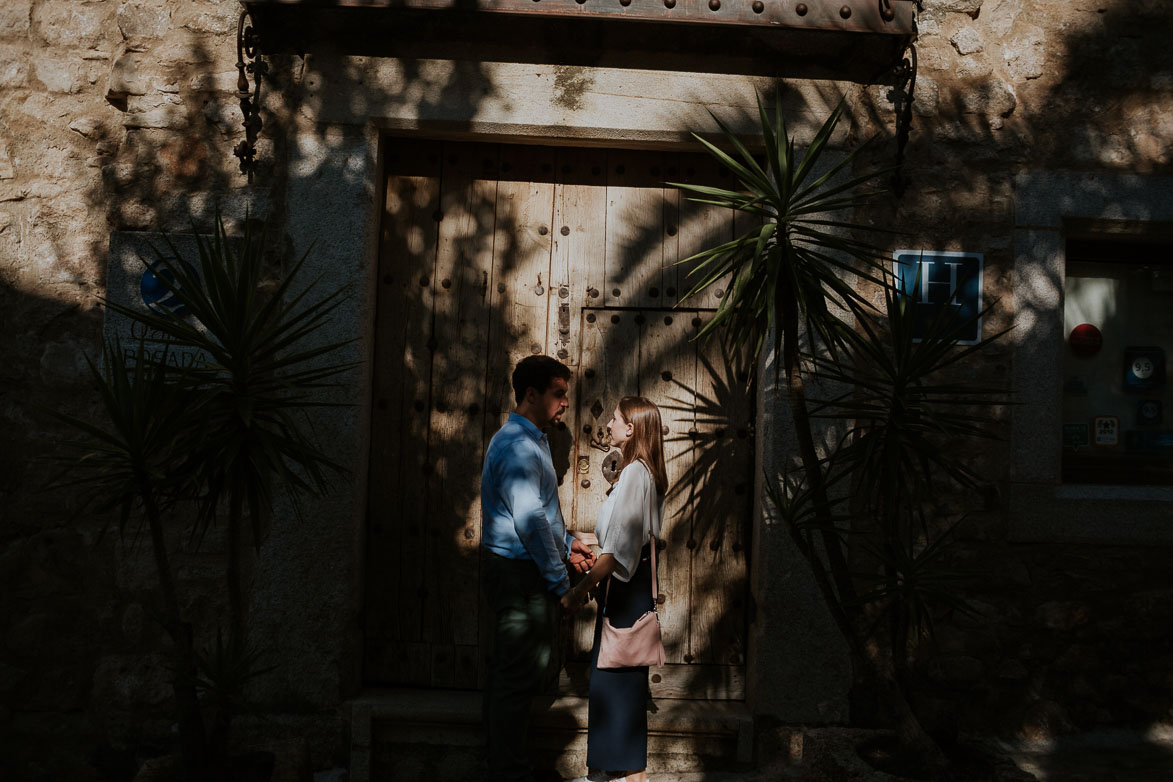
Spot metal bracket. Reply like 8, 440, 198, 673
233, 10, 267, 182
890, 42, 917, 198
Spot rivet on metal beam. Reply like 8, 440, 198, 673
664, 0, 675, 8
752, 0, 764, 11
709, 0, 720, 9
840, 5, 851, 18
795, 3, 807, 15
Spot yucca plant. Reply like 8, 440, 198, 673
104, 212, 355, 647
812, 280, 1009, 714
44, 340, 210, 777
195, 627, 278, 756
51, 211, 355, 775
672, 94, 893, 616
675, 94, 1009, 775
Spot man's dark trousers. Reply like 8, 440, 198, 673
483, 551, 561, 782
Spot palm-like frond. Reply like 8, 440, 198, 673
101, 211, 356, 545
41, 340, 196, 537
192, 627, 277, 716
851, 522, 978, 641
809, 276, 1011, 499
670, 91, 895, 368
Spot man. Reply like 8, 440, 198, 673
481, 355, 597, 782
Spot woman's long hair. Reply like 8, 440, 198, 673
617, 396, 669, 496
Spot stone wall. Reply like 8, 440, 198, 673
0, 2, 313, 780
851, 0, 1173, 743
2, 0, 1173, 779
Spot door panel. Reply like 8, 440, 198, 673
365, 139, 442, 685
365, 140, 752, 698
676, 151, 735, 310
548, 148, 608, 367
636, 310, 698, 666
605, 150, 667, 310
425, 142, 500, 689
689, 333, 753, 666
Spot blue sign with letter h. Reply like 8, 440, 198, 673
892, 250, 984, 345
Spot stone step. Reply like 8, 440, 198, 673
349, 688, 753, 782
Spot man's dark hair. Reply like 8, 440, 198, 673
512, 355, 571, 404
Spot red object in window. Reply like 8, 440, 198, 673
1069, 323, 1103, 357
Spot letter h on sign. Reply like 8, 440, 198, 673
892, 250, 984, 345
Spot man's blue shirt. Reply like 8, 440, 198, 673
481, 413, 574, 595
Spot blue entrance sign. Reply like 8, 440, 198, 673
892, 250, 984, 345
140, 258, 200, 317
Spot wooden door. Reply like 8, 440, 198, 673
365, 139, 753, 700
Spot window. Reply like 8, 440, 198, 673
1061, 237, 1173, 485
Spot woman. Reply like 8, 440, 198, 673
562, 396, 668, 782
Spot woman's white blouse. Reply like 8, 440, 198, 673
595, 460, 665, 582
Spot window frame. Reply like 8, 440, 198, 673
1010, 171, 1173, 542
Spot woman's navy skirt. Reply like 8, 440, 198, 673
587, 543, 654, 772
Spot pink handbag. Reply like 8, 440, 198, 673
596, 533, 666, 670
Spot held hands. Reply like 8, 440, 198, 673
567, 537, 597, 574
562, 548, 616, 617
562, 538, 598, 616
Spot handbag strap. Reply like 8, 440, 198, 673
604, 531, 658, 610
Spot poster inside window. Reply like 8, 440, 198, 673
1062, 237, 1173, 484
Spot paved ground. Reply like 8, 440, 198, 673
999, 729, 1173, 782
556, 727, 1173, 782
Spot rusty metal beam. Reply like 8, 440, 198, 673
242, 0, 915, 35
